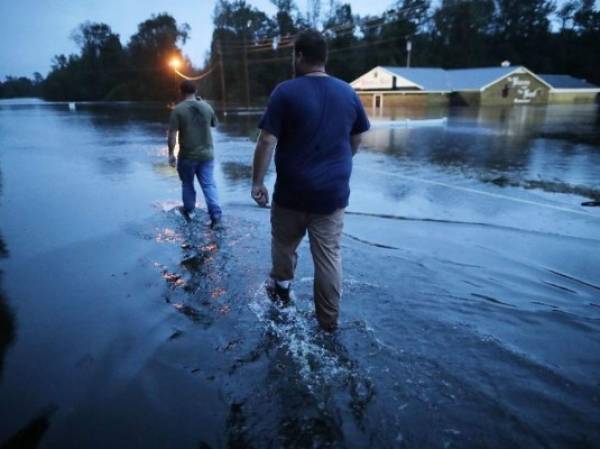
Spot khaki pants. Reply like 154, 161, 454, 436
270, 202, 345, 330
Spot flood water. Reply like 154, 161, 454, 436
0, 99, 599, 448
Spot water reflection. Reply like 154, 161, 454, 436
149, 209, 248, 329
210, 103, 600, 202
1, 99, 599, 448
0, 257, 13, 382
73, 103, 167, 181
0, 406, 57, 449
0, 166, 15, 382
75, 102, 169, 128
217, 111, 262, 139
0, 167, 40, 448
96, 156, 133, 177
362, 104, 600, 196
225, 401, 253, 448
221, 162, 253, 182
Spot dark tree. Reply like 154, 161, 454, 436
557, 1, 578, 32
21, 0, 600, 102
431, 0, 495, 67
272, 0, 300, 36
324, 3, 359, 81
0, 75, 43, 98
72, 22, 124, 99
574, 0, 600, 33
127, 13, 190, 100
43, 22, 125, 100
491, 0, 555, 71
210, 0, 278, 104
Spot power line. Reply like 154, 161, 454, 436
218, 35, 295, 50
214, 3, 426, 51
247, 43, 294, 54
247, 55, 291, 65
243, 35, 406, 65
173, 65, 217, 81
328, 36, 406, 54
221, 43, 293, 55
193, 4, 426, 90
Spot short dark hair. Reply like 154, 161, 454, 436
294, 29, 327, 65
180, 80, 197, 95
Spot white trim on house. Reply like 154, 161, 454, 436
550, 88, 600, 93
378, 67, 426, 90
355, 90, 448, 94
478, 67, 554, 92
351, 66, 425, 91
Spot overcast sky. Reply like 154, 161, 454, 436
0, 0, 392, 79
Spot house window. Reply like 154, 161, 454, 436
373, 71, 378, 78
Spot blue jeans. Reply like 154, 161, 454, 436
176, 158, 222, 220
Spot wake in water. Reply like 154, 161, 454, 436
248, 280, 359, 390
135, 202, 600, 448
236, 278, 388, 448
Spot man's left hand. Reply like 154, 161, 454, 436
168, 154, 176, 167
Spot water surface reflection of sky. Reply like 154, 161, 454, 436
0, 99, 599, 448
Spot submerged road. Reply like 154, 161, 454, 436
0, 100, 598, 448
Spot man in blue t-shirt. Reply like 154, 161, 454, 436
251, 29, 370, 331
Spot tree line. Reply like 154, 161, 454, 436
1, 0, 599, 103
0, 73, 44, 99
1, 14, 191, 101
206, 0, 600, 105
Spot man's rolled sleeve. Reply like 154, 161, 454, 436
169, 110, 180, 132
258, 85, 285, 138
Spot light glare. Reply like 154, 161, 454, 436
168, 57, 182, 69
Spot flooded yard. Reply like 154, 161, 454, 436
0, 99, 599, 448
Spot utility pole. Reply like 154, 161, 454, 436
172, 66, 178, 101
217, 40, 227, 110
242, 35, 250, 109
406, 39, 412, 68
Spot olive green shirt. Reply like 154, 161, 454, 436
169, 99, 216, 160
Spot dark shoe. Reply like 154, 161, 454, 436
266, 280, 294, 304
210, 217, 223, 230
178, 206, 195, 222
318, 321, 338, 333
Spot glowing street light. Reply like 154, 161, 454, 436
167, 55, 215, 82
168, 57, 182, 70
168, 57, 181, 102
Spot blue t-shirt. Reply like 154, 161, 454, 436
258, 75, 370, 214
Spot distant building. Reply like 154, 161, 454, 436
351, 66, 598, 108
351, 67, 449, 109
446, 66, 551, 106
538, 74, 600, 104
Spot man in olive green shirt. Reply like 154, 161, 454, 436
168, 80, 222, 228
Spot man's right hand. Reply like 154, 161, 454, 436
251, 184, 269, 207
